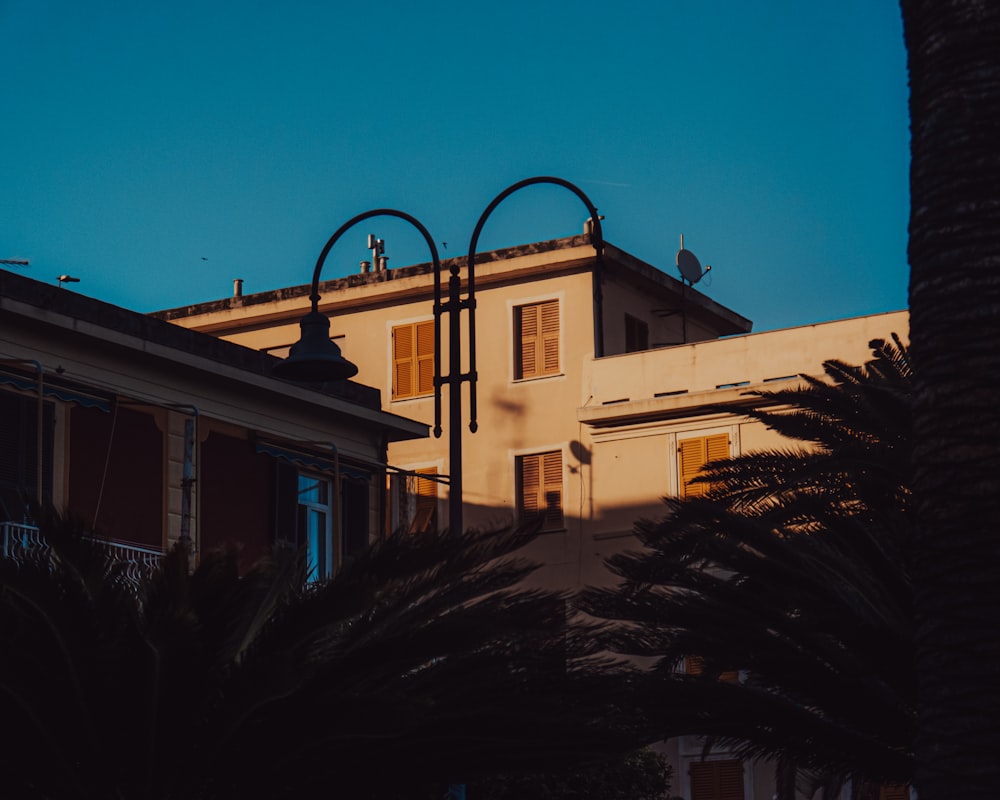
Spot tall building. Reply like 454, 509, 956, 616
156, 231, 910, 800
154, 233, 906, 593
0, 267, 425, 578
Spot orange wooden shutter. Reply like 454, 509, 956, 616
393, 324, 414, 399
409, 467, 437, 533
540, 300, 559, 374
690, 760, 744, 800
516, 301, 559, 379
880, 785, 910, 800
518, 304, 539, 378
686, 655, 739, 684
393, 322, 434, 399
519, 454, 541, 516
679, 433, 729, 498
416, 320, 435, 395
518, 451, 563, 531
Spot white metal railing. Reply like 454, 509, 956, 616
1, 521, 48, 560
1, 522, 163, 589
104, 539, 164, 589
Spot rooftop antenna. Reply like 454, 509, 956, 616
675, 234, 712, 343
367, 233, 387, 272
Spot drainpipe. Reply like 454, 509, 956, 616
585, 217, 606, 359
33, 364, 42, 503
180, 412, 198, 553
327, 442, 342, 564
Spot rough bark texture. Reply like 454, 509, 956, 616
900, 1, 1000, 797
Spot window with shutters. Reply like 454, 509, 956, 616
678, 433, 730, 498
392, 320, 435, 400
514, 300, 560, 380
690, 759, 744, 800
408, 467, 438, 534
516, 451, 563, 531
859, 782, 910, 800
685, 655, 740, 685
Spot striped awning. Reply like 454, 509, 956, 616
254, 441, 372, 481
0, 372, 110, 411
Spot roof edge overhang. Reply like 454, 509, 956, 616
149, 235, 752, 338
0, 286, 428, 443
578, 380, 798, 429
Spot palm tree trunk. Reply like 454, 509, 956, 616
900, 1, 1000, 798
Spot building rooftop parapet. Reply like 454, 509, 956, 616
150, 234, 752, 338
152, 234, 597, 322
580, 309, 909, 426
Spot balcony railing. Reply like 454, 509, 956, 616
2, 521, 164, 590
1, 521, 47, 559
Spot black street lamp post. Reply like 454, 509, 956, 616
277, 177, 603, 537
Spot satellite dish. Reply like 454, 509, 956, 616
676, 248, 704, 284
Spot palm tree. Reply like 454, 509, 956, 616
0, 513, 638, 799
582, 338, 914, 794
900, 2, 1000, 798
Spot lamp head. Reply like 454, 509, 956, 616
272, 310, 359, 382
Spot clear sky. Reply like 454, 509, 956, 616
1, 1, 909, 333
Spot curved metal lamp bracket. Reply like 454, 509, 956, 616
275, 209, 441, 383
449, 176, 604, 438
308, 209, 441, 311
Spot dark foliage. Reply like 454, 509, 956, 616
0, 514, 639, 800
582, 337, 914, 792
469, 746, 673, 800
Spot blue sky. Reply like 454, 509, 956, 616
1, 1, 909, 332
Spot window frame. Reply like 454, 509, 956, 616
675, 428, 735, 499
297, 471, 334, 582
391, 319, 435, 401
409, 467, 438, 534
687, 757, 746, 800
515, 448, 565, 532
685, 655, 741, 685
512, 298, 562, 382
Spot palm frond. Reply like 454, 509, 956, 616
581, 336, 915, 790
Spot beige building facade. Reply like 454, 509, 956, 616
155, 233, 909, 800
155, 235, 907, 589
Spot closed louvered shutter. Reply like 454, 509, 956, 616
393, 321, 435, 399
517, 451, 563, 530
519, 454, 541, 516
685, 655, 740, 684
518, 304, 538, 379
516, 300, 559, 379
678, 433, 730, 498
541, 300, 559, 374
690, 759, 744, 800
416, 321, 435, 395
393, 324, 414, 399
409, 467, 437, 534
